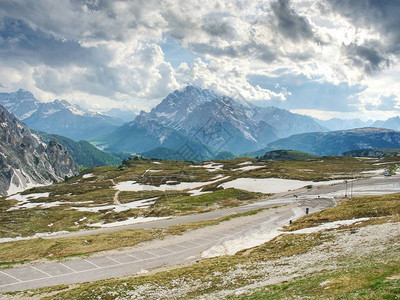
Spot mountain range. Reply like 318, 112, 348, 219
0, 89, 123, 141
0, 105, 79, 196
97, 86, 325, 157
264, 127, 400, 156
2, 86, 400, 162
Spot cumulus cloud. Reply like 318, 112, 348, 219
175, 57, 287, 102
327, 0, 400, 71
342, 41, 390, 75
270, 0, 314, 41
0, 0, 399, 118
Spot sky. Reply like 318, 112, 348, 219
0, 0, 399, 121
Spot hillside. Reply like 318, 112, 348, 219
266, 128, 400, 156
261, 150, 320, 160
35, 132, 122, 167
342, 148, 400, 158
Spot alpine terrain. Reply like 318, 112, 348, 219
98, 86, 324, 157
0, 90, 123, 141
0, 105, 79, 196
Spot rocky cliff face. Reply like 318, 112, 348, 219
0, 105, 79, 196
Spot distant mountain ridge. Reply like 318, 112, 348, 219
372, 116, 400, 131
0, 105, 79, 196
315, 118, 373, 131
342, 148, 400, 158
0, 90, 124, 141
98, 86, 325, 157
265, 127, 400, 156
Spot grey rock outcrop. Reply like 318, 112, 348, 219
0, 105, 79, 196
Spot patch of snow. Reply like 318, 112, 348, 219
0, 231, 70, 244
202, 217, 372, 258
203, 229, 282, 258
188, 189, 212, 196
43, 108, 60, 116
71, 197, 159, 213
156, 111, 177, 119
67, 105, 86, 116
20, 109, 37, 119
219, 178, 343, 194
145, 169, 163, 173
8, 200, 93, 211
191, 163, 223, 172
7, 169, 50, 196
114, 176, 230, 192
292, 218, 371, 234
82, 173, 95, 179
242, 130, 256, 142
237, 161, 253, 166
361, 169, 385, 174
152, 162, 162, 164
90, 216, 170, 228
233, 166, 264, 171
7, 192, 50, 201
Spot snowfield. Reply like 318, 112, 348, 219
114, 176, 230, 192
233, 165, 264, 171
90, 216, 170, 228
191, 163, 224, 172
202, 217, 372, 258
82, 173, 95, 179
220, 178, 343, 194
71, 197, 159, 213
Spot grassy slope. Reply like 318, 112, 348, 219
35, 131, 122, 167
1, 156, 397, 239
7, 191, 400, 299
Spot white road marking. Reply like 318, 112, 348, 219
59, 262, 78, 273
84, 260, 101, 269
107, 256, 123, 265
31, 266, 51, 278
0, 270, 22, 282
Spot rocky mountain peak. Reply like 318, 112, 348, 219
0, 105, 79, 196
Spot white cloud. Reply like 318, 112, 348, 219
175, 57, 287, 102
0, 0, 399, 119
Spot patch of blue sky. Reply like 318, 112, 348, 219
160, 37, 201, 68
247, 74, 365, 112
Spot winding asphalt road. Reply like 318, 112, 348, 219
0, 174, 398, 293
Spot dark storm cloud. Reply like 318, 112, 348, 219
343, 41, 390, 75
201, 19, 237, 39
0, 0, 162, 43
327, 0, 400, 72
270, 0, 314, 41
0, 18, 112, 67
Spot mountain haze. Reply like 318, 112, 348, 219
98, 86, 325, 157
0, 90, 123, 141
266, 127, 400, 156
